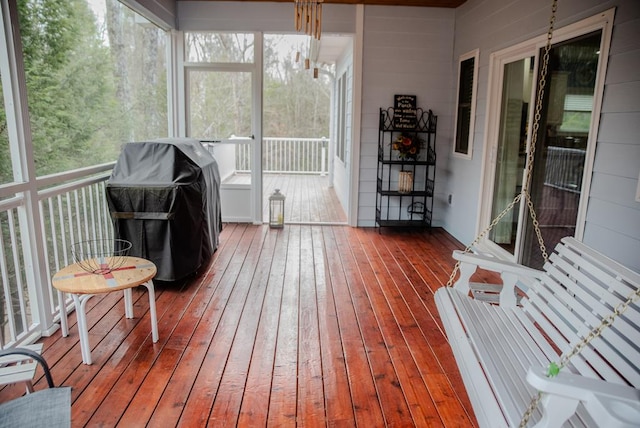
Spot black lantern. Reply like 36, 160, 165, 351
269, 189, 285, 228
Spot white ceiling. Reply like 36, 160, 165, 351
316, 34, 352, 64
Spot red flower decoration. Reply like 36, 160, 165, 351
392, 134, 423, 160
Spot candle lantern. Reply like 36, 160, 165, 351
269, 188, 285, 228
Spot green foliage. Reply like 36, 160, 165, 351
186, 33, 332, 141
189, 70, 253, 139
0, 0, 167, 183
264, 35, 331, 138
16, 0, 122, 176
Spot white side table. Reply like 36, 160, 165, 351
52, 257, 158, 365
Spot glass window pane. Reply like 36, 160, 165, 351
488, 57, 534, 253
185, 32, 254, 63
454, 55, 476, 155
17, 0, 168, 177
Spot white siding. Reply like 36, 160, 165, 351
358, 6, 455, 226
447, 0, 640, 272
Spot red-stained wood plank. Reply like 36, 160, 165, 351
296, 226, 326, 427
313, 226, 355, 426
353, 228, 446, 427
116, 348, 183, 427
148, 224, 259, 426
335, 227, 415, 426
71, 289, 173, 425
323, 226, 386, 427
237, 227, 289, 426
207, 227, 277, 426
376, 230, 478, 426
267, 225, 301, 427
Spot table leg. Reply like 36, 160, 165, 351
71, 293, 94, 365
124, 288, 134, 319
57, 290, 69, 337
140, 280, 159, 343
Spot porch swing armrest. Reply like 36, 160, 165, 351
527, 366, 640, 428
452, 250, 543, 305
453, 250, 543, 278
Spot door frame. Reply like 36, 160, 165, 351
179, 31, 264, 224
476, 8, 615, 260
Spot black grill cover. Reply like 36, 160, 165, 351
106, 138, 221, 281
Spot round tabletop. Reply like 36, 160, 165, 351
52, 256, 157, 294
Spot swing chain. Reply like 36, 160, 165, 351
559, 287, 640, 368
445, 0, 557, 289
445, 194, 523, 287
522, 0, 557, 265
520, 391, 543, 428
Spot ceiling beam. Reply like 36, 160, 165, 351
179, 0, 467, 8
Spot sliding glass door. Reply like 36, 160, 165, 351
482, 14, 610, 269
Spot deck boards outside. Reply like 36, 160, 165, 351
0, 224, 479, 427
225, 173, 347, 224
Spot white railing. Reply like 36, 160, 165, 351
204, 137, 329, 175
544, 146, 586, 193
0, 163, 115, 347
0, 197, 31, 347
37, 164, 116, 338
261, 137, 328, 174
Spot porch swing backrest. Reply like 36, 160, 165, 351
523, 239, 640, 388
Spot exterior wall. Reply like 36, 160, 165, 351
447, 0, 640, 272
357, 6, 455, 227
334, 41, 354, 216
586, 1, 640, 272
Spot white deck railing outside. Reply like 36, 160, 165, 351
205, 137, 329, 175
544, 146, 586, 193
1, 163, 115, 347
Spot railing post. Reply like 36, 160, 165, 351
321, 137, 327, 176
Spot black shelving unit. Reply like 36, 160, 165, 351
376, 107, 436, 229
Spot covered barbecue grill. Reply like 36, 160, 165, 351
106, 138, 221, 281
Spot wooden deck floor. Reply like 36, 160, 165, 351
262, 174, 347, 224
224, 173, 347, 224
1, 225, 478, 427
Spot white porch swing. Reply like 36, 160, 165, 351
434, 0, 640, 427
